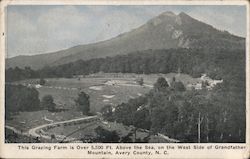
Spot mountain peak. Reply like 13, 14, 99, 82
178, 12, 188, 16
178, 12, 194, 20
7, 10, 245, 70
147, 11, 178, 26
159, 11, 176, 17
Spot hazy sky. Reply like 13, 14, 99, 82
7, 5, 246, 58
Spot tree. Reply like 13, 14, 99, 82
120, 132, 133, 143
5, 84, 40, 113
154, 77, 169, 92
94, 126, 120, 143
75, 91, 90, 115
41, 95, 55, 112
101, 105, 113, 121
39, 78, 46, 85
201, 80, 209, 89
172, 77, 176, 82
133, 109, 151, 130
172, 81, 186, 92
136, 77, 144, 86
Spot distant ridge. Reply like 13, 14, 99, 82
6, 11, 245, 70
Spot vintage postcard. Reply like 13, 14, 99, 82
0, 0, 249, 158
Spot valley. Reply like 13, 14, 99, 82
5, 72, 205, 143
4, 10, 246, 143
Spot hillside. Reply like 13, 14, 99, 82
6, 11, 245, 70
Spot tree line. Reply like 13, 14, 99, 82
6, 48, 245, 81
5, 84, 40, 117
5, 84, 91, 118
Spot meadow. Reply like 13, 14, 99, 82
6, 73, 201, 141
16, 72, 200, 112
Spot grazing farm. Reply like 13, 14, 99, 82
6, 73, 207, 142
15, 72, 201, 112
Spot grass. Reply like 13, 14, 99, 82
35, 73, 199, 112
7, 73, 199, 139
19, 76, 153, 112
38, 87, 78, 109
7, 75, 151, 132
6, 110, 84, 131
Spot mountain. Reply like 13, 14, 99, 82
6, 11, 245, 70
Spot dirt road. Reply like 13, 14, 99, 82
6, 115, 98, 141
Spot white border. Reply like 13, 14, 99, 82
0, 0, 249, 158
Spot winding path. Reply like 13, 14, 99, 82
28, 115, 98, 139
6, 116, 179, 143
6, 115, 98, 141
5, 125, 28, 136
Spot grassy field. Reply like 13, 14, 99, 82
16, 73, 200, 112
7, 110, 84, 131
38, 80, 150, 112
17, 75, 155, 112
7, 73, 199, 137
7, 74, 152, 132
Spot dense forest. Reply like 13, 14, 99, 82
6, 48, 245, 81
5, 84, 40, 118
102, 74, 245, 143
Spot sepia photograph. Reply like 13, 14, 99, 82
2, 2, 248, 147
